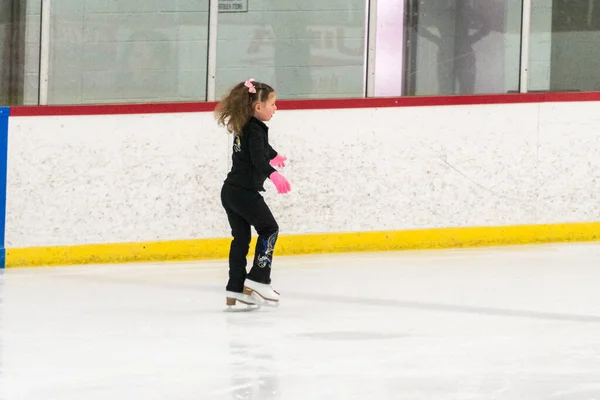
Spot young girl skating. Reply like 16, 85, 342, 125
215, 79, 291, 308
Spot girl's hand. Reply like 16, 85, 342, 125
269, 171, 291, 194
270, 154, 287, 168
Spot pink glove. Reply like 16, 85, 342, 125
270, 154, 287, 168
269, 171, 291, 194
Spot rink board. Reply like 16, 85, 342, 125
6, 222, 600, 268
4, 93, 600, 268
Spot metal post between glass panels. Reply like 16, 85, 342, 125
519, 0, 532, 93
206, 0, 219, 102
365, 0, 378, 97
38, 0, 51, 105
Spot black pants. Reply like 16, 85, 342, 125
221, 183, 279, 293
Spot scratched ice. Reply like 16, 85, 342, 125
2, 243, 600, 400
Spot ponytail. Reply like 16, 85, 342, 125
214, 79, 275, 135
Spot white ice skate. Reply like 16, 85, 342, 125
243, 279, 280, 308
224, 290, 262, 312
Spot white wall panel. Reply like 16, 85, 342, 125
7, 101, 600, 248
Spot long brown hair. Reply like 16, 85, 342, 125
214, 79, 275, 135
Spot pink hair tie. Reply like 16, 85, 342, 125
244, 78, 256, 93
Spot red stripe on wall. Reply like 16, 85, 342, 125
9, 92, 600, 117
10, 102, 217, 116
278, 93, 547, 110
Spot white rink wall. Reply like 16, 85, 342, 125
6, 101, 600, 248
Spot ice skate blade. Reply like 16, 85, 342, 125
224, 304, 261, 313
224, 290, 263, 311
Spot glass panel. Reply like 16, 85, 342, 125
528, 0, 552, 91
403, 0, 523, 96
0, 0, 37, 105
530, 0, 600, 92
47, 0, 209, 105
215, 0, 367, 100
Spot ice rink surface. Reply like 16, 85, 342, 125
2, 243, 600, 400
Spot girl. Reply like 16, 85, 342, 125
215, 79, 291, 308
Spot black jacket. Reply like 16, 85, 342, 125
224, 117, 278, 191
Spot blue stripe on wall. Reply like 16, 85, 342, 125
0, 107, 9, 268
